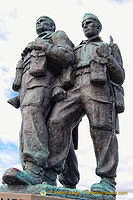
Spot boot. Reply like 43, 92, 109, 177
90, 177, 116, 194
63, 184, 76, 189
2, 162, 44, 185
42, 168, 57, 186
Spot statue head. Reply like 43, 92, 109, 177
36, 16, 56, 35
82, 13, 102, 38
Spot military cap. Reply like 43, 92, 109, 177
82, 13, 102, 31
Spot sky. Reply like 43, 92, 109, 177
0, 0, 133, 199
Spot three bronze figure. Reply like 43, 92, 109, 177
2, 13, 125, 196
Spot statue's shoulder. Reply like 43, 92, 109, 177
74, 40, 86, 51
52, 30, 74, 48
52, 30, 68, 40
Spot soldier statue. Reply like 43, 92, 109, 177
47, 13, 125, 193
2, 16, 80, 187
2, 13, 125, 197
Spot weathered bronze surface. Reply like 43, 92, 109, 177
2, 15, 79, 188
47, 13, 125, 196
1, 13, 125, 200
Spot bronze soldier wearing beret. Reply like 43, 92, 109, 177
48, 13, 125, 192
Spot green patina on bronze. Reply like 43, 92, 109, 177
1, 13, 125, 200
0, 184, 116, 200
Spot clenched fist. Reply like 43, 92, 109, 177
96, 43, 111, 58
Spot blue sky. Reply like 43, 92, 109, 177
0, 0, 133, 199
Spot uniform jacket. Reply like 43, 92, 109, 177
12, 30, 74, 92
74, 37, 125, 103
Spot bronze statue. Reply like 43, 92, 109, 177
2, 16, 80, 187
47, 13, 125, 193
1, 13, 125, 199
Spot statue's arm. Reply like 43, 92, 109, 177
106, 44, 125, 85
12, 59, 24, 91
37, 31, 74, 66
96, 43, 125, 85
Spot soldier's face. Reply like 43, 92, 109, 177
82, 19, 98, 38
36, 17, 52, 34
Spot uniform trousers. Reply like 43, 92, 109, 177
48, 68, 118, 180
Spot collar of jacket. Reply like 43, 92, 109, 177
38, 31, 53, 39
80, 36, 102, 45
74, 36, 102, 51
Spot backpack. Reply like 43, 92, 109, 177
109, 36, 125, 113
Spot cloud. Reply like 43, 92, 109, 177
8, 8, 17, 19
0, 140, 21, 184
109, 0, 133, 3
116, 155, 133, 193
0, 65, 18, 100
72, 0, 83, 6
0, 8, 18, 41
0, 20, 8, 41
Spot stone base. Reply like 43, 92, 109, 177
0, 184, 116, 200
0, 192, 74, 200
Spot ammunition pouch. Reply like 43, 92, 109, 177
23, 49, 47, 77
90, 60, 107, 86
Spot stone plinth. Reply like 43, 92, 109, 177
0, 192, 74, 200
0, 184, 116, 200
